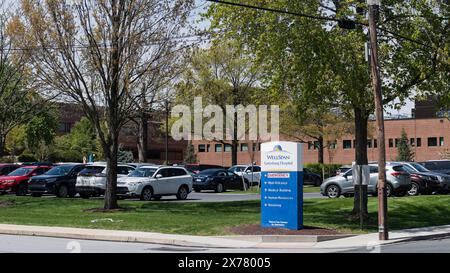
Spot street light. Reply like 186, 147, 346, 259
367, 0, 389, 241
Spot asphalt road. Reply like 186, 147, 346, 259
2, 234, 450, 253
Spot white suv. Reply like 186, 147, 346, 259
117, 166, 193, 201
229, 165, 261, 186
76, 163, 135, 198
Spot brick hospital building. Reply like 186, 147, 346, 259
193, 98, 450, 166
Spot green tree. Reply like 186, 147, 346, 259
176, 40, 264, 166
396, 129, 414, 162
183, 141, 197, 164
117, 144, 134, 163
25, 107, 59, 161
205, 0, 449, 219
5, 125, 26, 157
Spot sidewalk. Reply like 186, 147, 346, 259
0, 224, 450, 250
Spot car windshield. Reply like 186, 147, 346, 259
79, 166, 105, 175
229, 166, 245, 173
45, 166, 73, 176
8, 168, 33, 176
199, 169, 221, 176
129, 168, 157, 178
402, 165, 416, 174
409, 163, 429, 172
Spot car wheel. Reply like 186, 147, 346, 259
15, 183, 27, 196
140, 187, 153, 201
407, 182, 420, 196
326, 184, 341, 198
386, 184, 393, 197
80, 193, 90, 199
31, 193, 42, 198
215, 183, 224, 193
176, 186, 189, 200
57, 185, 69, 198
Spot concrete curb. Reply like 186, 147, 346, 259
0, 224, 258, 248
217, 234, 355, 243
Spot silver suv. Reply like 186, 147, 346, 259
320, 163, 411, 198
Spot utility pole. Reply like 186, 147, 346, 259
367, 0, 388, 240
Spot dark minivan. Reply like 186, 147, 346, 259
193, 169, 249, 193
28, 164, 85, 198
420, 161, 450, 175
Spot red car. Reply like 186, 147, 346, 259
0, 165, 53, 196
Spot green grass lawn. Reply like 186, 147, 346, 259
1, 195, 450, 235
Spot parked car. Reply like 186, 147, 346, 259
183, 164, 224, 174
0, 164, 21, 177
117, 166, 193, 201
336, 165, 352, 176
193, 169, 249, 193
28, 164, 86, 198
0, 165, 53, 196
303, 168, 322, 186
419, 160, 450, 175
396, 162, 450, 196
75, 163, 135, 198
320, 163, 411, 198
229, 165, 261, 186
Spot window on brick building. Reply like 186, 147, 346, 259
440, 137, 445, 146
395, 138, 400, 147
410, 138, 415, 147
374, 139, 378, 148
367, 139, 372, 148
252, 143, 258, 151
308, 142, 314, 150
215, 144, 222, 153
389, 139, 394, 148
224, 144, 232, 152
417, 138, 422, 147
198, 144, 206, 153
313, 141, 320, 150
241, 143, 249, 152
343, 140, 352, 149
329, 141, 337, 149
428, 137, 438, 147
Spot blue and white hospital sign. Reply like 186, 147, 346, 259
261, 141, 303, 230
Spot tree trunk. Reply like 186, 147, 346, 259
231, 109, 238, 166
137, 115, 148, 163
104, 137, 119, 210
351, 107, 369, 218
318, 136, 324, 164
0, 135, 4, 157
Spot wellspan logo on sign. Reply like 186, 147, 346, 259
263, 145, 295, 169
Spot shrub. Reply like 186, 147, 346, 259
304, 163, 346, 179
18, 152, 37, 163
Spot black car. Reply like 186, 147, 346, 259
303, 168, 322, 186
28, 164, 86, 198
419, 161, 450, 175
193, 169, 249, 193
0, 164, 20, 176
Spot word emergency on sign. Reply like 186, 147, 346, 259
261, 141, 303, 230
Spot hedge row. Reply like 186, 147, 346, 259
304, 163, 349, 179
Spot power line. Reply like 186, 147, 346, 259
206, 0, 438, 50
0, 33, 208, 53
